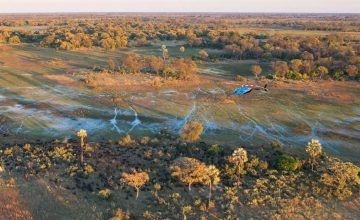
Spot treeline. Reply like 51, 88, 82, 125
1, 14, 359, 32
269, 58, 359, 80
105, 51, 198, 80
40, 26, 128, 50
0, 15, 359, 79
0, 31, 22, 44
209, 34, 359, 80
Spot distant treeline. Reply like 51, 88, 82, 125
0, 15, 359, 79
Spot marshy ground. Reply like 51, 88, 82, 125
0, 43, 359, 219
0, 44, 359, 161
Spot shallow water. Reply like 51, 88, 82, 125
1, 78, 359, 161
0, 45, 359, 161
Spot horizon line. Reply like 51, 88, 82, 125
0, 11, 359, 15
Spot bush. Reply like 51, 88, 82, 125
332, 70, 345, 80
273, 155, 301, 171
118, 135, 134, 146
160, 67, 178, 78
8, 36, 21, 44
109, 209, 130, 220
269, 140, 283, 149
235, 75, 247, 82
207, 144, 223, 156
320, 161, 360, 199
285, 71, 303, 80
84, 164, 94, 175
98, 188, 112, 199
246, 156, 269, 176
266, 74, 277, 80
140, 136, 150, 145
3, 147, 13, 156
180, 121, 204, 143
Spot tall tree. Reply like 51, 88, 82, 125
317, 66, 329, 79
76, 129, 87, 165
202, 165, 220, 207
290, 59, 303, 73
251, 65, 262, 79
121, 171, 149, 199
171, 157, 206, 191
271, 61, 289, 78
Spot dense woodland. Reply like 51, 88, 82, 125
0, 14, 359, 80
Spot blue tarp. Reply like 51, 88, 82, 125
233, 86, 252, 95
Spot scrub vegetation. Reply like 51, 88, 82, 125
0, 13, 359, 219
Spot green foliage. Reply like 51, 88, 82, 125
207, 144, 223, 156
273, 155, 301, 171
160, 67, 178, 78
285, 70, 303, 80
47, 146, 74, 162
332, 70, 345, 80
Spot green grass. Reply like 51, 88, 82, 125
200, 60, 271, 79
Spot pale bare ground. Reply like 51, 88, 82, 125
0, 171, 96, 220
0, 177, 33, 220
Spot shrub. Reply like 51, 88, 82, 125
8, 36, 21, 44
84, 164, 94, 175
161, 67, 178, 78
235, 75, 247, 82
66, 165, 79, 177
229, 148, 248, 170
285, 71, 303, 80
207, 144, 223, 156
198, 50, 209, 59
320, 161, 360, 199
98, 188, 112, 199
154, 183, 161, 191
273, 155, 301, 171
140, 136, 150, 145
48, 146, 74, 162
23, 144, 32, 152
182, 206, 192, 220
305, 139, 323, 171
180, 121, 204, 143
269, 140, 283, 149
170, 58, 198, 80
245, 156, 269, 176
118, 135, 134, 146
7, 177, 16, 186
3, 148, 13, 156
332, 70, 345, 80
109, 209, 130, 220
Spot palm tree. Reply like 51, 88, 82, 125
77, 129, 87, 165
